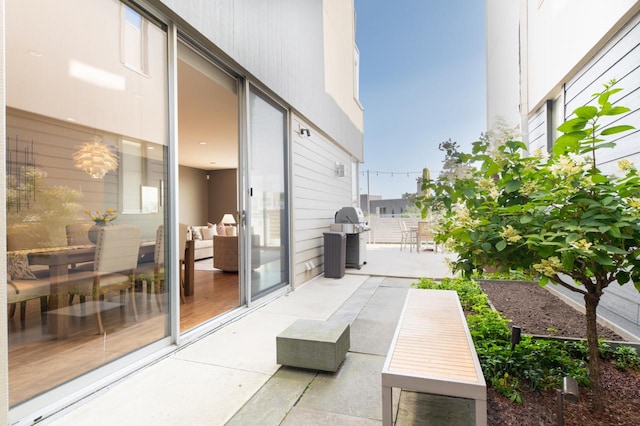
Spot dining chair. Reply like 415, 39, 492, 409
138, 224, 182, 310
178, 223, 188, 304
66, 224, 142, 335
7, 277, 51, 329
65, 223, 95, 287
417, 221, 438, 253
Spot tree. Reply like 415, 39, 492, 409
417, 81, 638, 411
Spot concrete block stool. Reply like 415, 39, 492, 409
276, 319, 350, 372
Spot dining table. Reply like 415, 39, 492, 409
25, 240, 194, 338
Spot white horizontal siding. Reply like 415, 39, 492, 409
527, 106, 547, 153
291, 114, 354, 287
564, 11, 640, 169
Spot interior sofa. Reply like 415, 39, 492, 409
188, 224, 222, 260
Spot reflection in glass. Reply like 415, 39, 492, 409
5, 0, 169, 408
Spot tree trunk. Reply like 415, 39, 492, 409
584, 291, 603, 412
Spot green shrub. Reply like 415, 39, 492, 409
599, 341, 640, 370
414, 277, 591, 403
413, 277, 490, 312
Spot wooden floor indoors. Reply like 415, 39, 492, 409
7, 261, 239, 406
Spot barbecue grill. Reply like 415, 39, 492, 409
330, 207, 370, 269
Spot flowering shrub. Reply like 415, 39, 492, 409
85, 208, 117, 225
417, 80, 637, 410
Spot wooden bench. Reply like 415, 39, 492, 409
382, 289, 487, 425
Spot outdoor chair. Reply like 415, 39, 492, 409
417, 221, 438, 253
399, 221, 415, 252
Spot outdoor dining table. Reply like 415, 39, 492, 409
26, 241, 194, 338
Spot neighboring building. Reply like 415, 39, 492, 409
486, 0, 640, 171
359, 194, 382, 214
0, 1, 363, 423
369, 197, 412, 217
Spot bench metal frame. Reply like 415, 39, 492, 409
381, 289, 487, 425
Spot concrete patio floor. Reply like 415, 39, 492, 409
45, 244, 456, 425
44, 244, 639, 425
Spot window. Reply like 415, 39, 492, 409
121, 4, 147, 73
6, 0, 169, 414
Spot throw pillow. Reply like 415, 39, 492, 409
192, 227, 202, 240
207, 222, 218, 235
7, 252, 37, 280
202, 227, 216, 240
216, 223, 225, 235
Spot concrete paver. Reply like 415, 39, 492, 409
226, 367, 316, 426
281, 407, 381, 426
349, 285, 410, 356
45, 244, 640, 425
295, 352, 387, 421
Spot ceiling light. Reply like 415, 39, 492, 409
73, 138, 119, 179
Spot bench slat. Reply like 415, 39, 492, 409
381, 289, 487, 426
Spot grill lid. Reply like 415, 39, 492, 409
335, 207, 365, 224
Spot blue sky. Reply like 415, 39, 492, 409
354, 0, 487, 199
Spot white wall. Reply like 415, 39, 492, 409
485, 0, 522, 129
291, 114, 354, 287
178, 165, 210, 226
526, 0, 639, 112
6, 0, 168, 145
157, 0, 364, 160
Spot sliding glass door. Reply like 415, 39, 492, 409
247, 87, 289, 300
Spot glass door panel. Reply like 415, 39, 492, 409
248, 88, 289, 299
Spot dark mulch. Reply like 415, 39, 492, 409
478, 280, 640, 426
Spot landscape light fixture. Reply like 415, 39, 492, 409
510, 325, 521, 350
300, 128, 310, 137
556, 376, 579, 426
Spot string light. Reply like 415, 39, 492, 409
360, 170, 440, 177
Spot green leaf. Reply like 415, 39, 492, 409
609, 226, 622, 238
601, 125, 635, 136
601, 196, 614, 206
558, 117, 587, 133
481, 242, 492, 251
562, 254, 575, 272
496, 240, 507, 252
574, 106, 598, 119
565, 234, 581, 243
616, 271, 630, 284
602, 245, 628, 255
505, 180, 522, 193
553, 133, 584, 154
539, 276, 549, 286
520, 216, 532, 224
590, 174, 609, 184
594, 252, 614, 266
601, 106, 630, 116
462, 187, 475, 198
597, 87, 622, 105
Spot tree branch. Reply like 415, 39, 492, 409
551, 273, 587, 296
